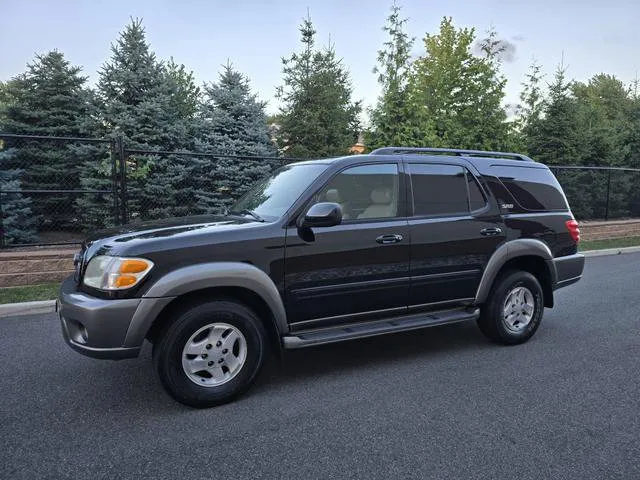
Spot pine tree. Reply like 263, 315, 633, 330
408, 18, 510, 150
194, 63, 276, 213
624, 79, 640, 215
80, 18, 195, 225
368, 3, 429, 149
0, 148, 38, 245
1, 51, 93, 235
276, 16, 361, 158
514, 60, 545, 153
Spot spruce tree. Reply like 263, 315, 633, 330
80, 18, 195, 225
194, 63, 276, 213
276, 16, 361, 158
514, 60, 545, 153
368, 3, 431, 149
528, 64, 580, 165
1, 51, 93, 234
0, 147, 38, 245
408, 17, 510, 150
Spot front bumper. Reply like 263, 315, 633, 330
58, 276, 141, 359
552, 253, 585, 290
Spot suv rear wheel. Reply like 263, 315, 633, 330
153, 299, 267, 408
478, 270, 544, 345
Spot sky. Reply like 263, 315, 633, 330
2, 0, 639, 119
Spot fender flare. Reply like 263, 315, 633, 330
474, 239, 557, 304
123, 262, 287, 347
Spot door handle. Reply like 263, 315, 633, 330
480, 227, 502, 236
376, 234, 403, 244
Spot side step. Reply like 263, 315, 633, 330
282, 307, 479, 349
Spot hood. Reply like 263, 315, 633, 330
81, 214, 261, 259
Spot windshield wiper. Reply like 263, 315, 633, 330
229, 209, 265, 222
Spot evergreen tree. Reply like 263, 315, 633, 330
1, 51, 93, 234
194, 63, 276, 213
528, 64, 580, 165
368, 3, 428, 149
0, 147, 38, 245
623, 79, 640, 215
80, 18, 195, 225
166, 57, 201, 120
514, 60, 545, 153
407, 18, 510, 150
276, 16, 361, 158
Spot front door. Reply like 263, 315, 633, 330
284, 162, 410, 329
406, 162, 505, 310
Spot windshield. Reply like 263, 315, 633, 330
230, 163, 328, 221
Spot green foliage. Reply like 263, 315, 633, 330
368, 3, 423, 149
0, 148, 38, 244
0, 50, 93, 236
166, 58, 201, 119
276, 16, 362, 158
194, 63, 276, 213
407, 18, 510, 150
514, 60, 545, 152
81, 18, 196, 225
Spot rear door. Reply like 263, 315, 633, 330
406, 161, 505, 310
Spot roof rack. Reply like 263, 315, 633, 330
369, 146, 534, 162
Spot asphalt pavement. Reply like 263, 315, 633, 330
1, 253, 639, 479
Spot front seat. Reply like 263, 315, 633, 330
325, 188, 349, 219
357, 187, 395, 219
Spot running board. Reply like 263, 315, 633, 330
282, 307, 479, 349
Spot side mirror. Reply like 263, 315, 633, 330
300, 202, 342, 228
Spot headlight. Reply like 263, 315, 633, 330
83, 256, 154, 290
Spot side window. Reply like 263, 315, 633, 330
409, 164, 469, 216
466, 171, 487, 211
315, 163, 399, 220
495, 166, 568, 211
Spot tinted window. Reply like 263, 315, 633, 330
232, 163, 328, 220
409, 164, 468, 215
467, 173, 486, 211
315, 164, 399, 220
496, 166, 568, 211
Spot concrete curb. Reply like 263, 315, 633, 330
0, 300, 56, 318
1, 245, 640, 319
581, 245, 640, 257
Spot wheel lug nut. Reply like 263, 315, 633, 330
216, 341, 222, 347
207, 361, 213, 366
201, 354, 208, 359
222, 348, 228, 354
218, 358, 224, 364
206, 344, 212, 350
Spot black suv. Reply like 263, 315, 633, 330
59, 147, 584, 408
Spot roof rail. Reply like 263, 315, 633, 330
369, 146, 534, 162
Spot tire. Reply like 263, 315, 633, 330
153, 299, 267, 408
477, 270, 544, 345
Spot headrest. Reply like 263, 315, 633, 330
370, 187, 391, 204
325, 188, 341, 203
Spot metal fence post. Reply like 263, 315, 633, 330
604, 168, 612, 221
110, 139, 119, 226
115, 135, 128, 224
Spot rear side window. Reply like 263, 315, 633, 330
496, 166, 568, 211
409, 163, 486, 216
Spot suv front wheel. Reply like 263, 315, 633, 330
478, 270, 544, 345
153, 299, 267, 408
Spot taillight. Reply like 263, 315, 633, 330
566, 219, 580, 243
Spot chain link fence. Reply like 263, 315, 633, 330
1, 133, 639, 247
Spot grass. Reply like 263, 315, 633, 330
1, 236, 639, 304
580, 236, 640, 251
0, 282, 60, 305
